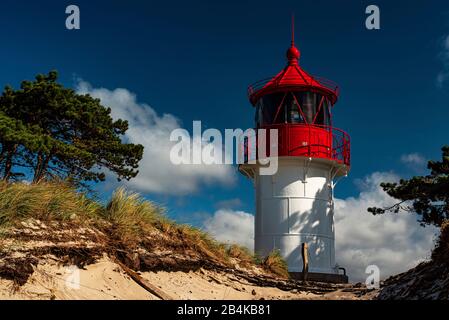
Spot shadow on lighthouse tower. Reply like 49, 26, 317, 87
239, 19, 351, 283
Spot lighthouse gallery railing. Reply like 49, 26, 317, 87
240, 124, 350, 167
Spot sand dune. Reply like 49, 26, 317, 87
0, 255, 375, 300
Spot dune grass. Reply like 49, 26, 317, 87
102, 188, 228, 261
261, 249, 290, 278
226, 244, 256, 266
101, 187, 166, 243
0, 181, 289, 277
0, 181, 100, 227
177, 224, 229, 261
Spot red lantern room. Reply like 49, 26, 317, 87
245, 22, 350, 167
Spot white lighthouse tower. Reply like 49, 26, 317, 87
239, 24, 350, 282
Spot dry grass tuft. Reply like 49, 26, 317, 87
0, 181, 288, 278
0, 181, 99, 226
227, 244, 255, 266
102, 187, 165, 243
261, 249, 289, 278
173, 224, 229, 263
102, 188, 229, 263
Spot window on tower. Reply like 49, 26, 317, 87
255, 91, 331, 126
314, 98, 331, 126
287, 93, 304, 124
294, 92, 331, 126
255, 92, 285, 126
295, 92, 317, 124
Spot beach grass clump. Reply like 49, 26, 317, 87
102, 188, 228, 262
0, 181, 288, 278
176, 223, 229, 263
101, 187, 165, 243
261, 249, 289, 278
227, 244, 255, 266
0, 181, 99, 227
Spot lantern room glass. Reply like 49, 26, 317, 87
255, 91, 331, 127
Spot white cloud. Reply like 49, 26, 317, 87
400, 153, 426, 166
204, 172, 438, 283
203, 209, 254, 250
400, 152, 427, 173
76, 81, 236, 195
334, 172, 437, 282
437, 35, 449, 87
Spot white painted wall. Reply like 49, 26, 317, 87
253, 157, 345, 274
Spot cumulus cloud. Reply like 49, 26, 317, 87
76, 81, 236, 195
204, 172, 438, 283
203, 209, 254, 250
437, 35, 449, 87
334, 172, 437, 282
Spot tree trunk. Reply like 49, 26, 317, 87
33, 152, 51, 183
32, 152, 43, 183
3, 144, 17, 182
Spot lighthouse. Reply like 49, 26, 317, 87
239, 22, 350, 283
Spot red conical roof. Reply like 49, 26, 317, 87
248, 37, 339, 106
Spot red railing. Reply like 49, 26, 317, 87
247, 76, 339, 100
240, 124, 350, 167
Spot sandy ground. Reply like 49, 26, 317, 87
142, 269, 375, 300
0, 257, 157, 300
0, 256, 374, 300
142, 269, 305, 300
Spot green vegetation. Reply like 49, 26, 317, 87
102, 187, 164, 243
0, 71, 289, 278
261, 249, 289, 278
0, 181, 289, 278
0, 181, 99, 226
368, 146, 449, 227
227, 244, 255, 266
0, 71, 143, 186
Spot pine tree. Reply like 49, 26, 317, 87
0, 71, 144, 185
368, 146, 449, 227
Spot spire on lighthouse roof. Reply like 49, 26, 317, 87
247, 16, 339, 106
286, 13, 300, 65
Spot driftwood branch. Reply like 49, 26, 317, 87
114, 259, 173, 300
302, 243, 309, 282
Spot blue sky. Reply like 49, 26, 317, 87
1, 0, 449, 230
